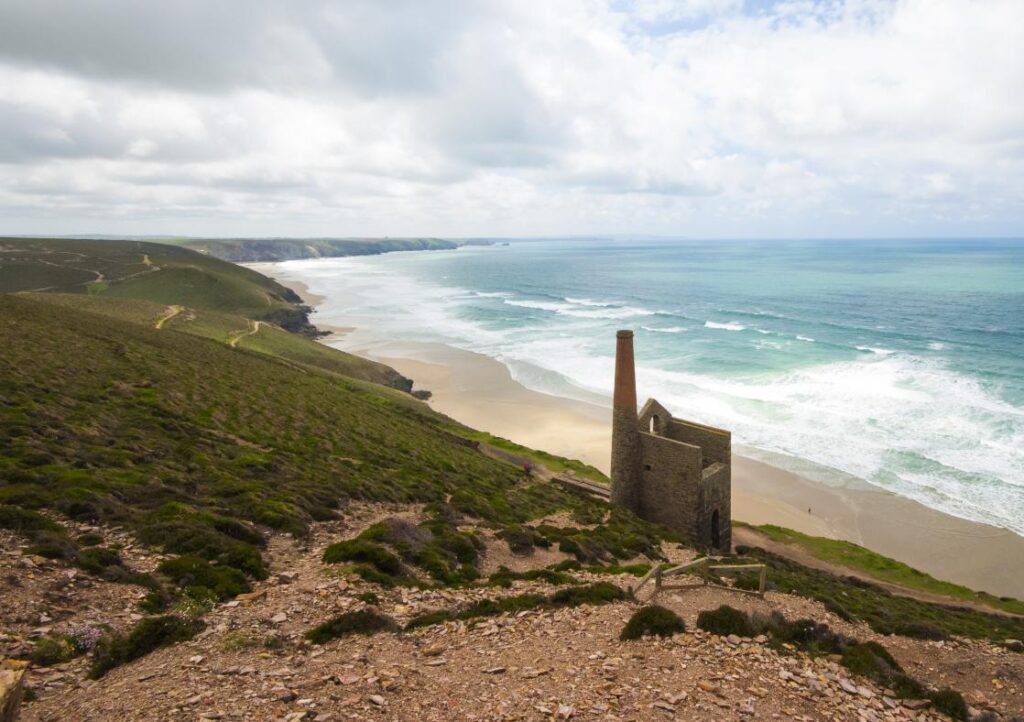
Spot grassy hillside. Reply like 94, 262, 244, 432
180, 237, 460, 262
0, 237, 311, 330
0, 293, 662, 595
0, 237, 412, 390
753, 524, 1024, 616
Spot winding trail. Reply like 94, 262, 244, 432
154, 305, 182, 329
227, 320, 262, 348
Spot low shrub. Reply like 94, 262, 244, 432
322, 540, 403, 576
893, 622, 947, 641
404, 610, 455, 630
157, 555, 250, 600
488, 567, 577, 588
404, 583, 628, 630
27, 531, 78, 562
497, 526, 536, 555
550, 582, 627, 607
620, 605, 686, 640
0, 505, 59, 533
928, 689, 968, 721
352, 564, 398, 588
357, 591, 380, 605
76, 532, 105, 547
840, 641, 901, 680
76, 547, 124, 575
29, 635, 80, 666
305, 609, 398, 645
90, 615, 204, 679
696, 605, 755, 637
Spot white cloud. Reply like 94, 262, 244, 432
0, 0, 1021, 237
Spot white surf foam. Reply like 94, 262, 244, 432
705, 321, 746, 331
642, 326, 687, 333
504, 298, 656, 319
856, 345, 895, 355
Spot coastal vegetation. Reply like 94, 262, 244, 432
752, 524, 1024, 616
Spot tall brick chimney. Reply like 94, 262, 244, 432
610, 330, 641, 513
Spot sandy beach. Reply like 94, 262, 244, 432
264, 266, 1024, 600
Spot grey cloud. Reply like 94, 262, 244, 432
0, 0, 485, 96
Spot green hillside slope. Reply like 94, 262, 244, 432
0, 237, 310, 330
0, 237, 412, 390
0, 294, 662, 590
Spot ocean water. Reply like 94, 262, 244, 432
275, 239, 1024, 535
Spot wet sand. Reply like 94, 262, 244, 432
266, 266, 1024, 600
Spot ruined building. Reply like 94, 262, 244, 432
610, 330, 732, 552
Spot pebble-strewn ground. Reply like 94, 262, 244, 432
2, 505, 1021, 721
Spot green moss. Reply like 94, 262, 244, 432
357, 591, 380, 605
620, 605, 686, 640
90, 615, 205, 679
696, 605, 755, 637
305, 609, 398, 644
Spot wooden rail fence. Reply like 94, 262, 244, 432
630, 556, 767, 599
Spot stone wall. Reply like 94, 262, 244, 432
637, 432, 702, 540
699, 462, 732, 552
663, 419, 730, 466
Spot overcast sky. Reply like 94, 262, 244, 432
0, 0, 1021, 238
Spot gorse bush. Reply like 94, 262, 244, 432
305, 609, 398, 645
90, 615, 205, 679
620, 605, 686, 640
696, 605, 755, 637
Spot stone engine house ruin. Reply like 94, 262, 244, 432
610, 329, 732, 552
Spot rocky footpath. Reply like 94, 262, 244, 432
1, 505, 1021, 721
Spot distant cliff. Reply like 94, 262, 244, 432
182, 238, 462, 263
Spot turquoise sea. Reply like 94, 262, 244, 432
276, 239, 1024, 535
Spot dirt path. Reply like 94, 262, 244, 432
733, 525, 1023, 618
227, 319, 262, 348
153, 305, 182, 329
16, 506, 1024, 720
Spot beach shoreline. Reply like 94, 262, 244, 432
264, 264, 1024, 599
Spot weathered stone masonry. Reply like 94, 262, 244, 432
610, 330, 732, 552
